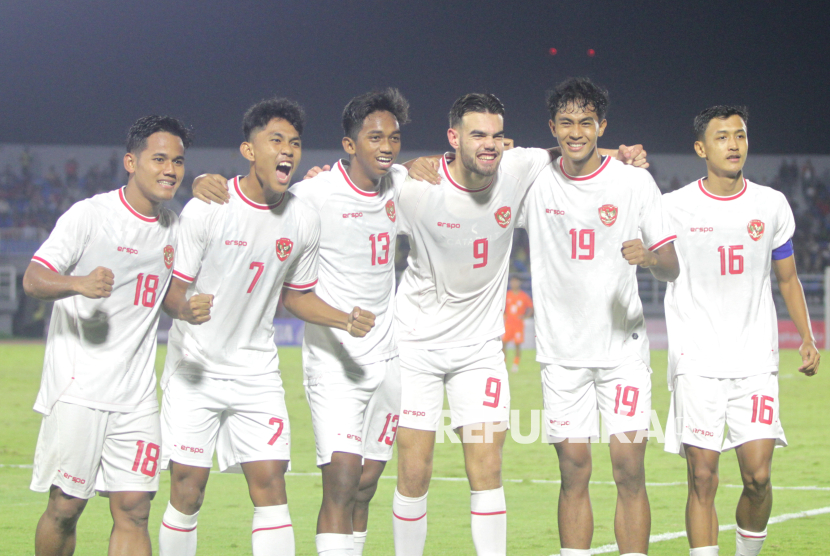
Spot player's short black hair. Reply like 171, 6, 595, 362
693, 105, 749, 140
546, 77, 609, 121
126, 115, 193, 154
448, 93, 505, 128
342, 88, 411, 140
242, 97, 306, 141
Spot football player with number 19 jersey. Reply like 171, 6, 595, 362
662, 106, 819, 556
24, 116, 191, 556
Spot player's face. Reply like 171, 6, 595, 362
695, 115, 748, 177
503, 137, 515, 150
449, 112, 504, 177
124, 131, 185, 203
244, 118, 302, 194
549, 102, 607, 164
346, 110, 401, 181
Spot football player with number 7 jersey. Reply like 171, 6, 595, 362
157, 98, 375, 556
662, 106, 820, 556
23, 116, 191, 556
517, 78, 679, 556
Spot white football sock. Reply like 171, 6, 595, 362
690, 546, 719, 556
252, 504, 294, 556
736, 525, 766, 556
560, 549, 591, 556
392, 489, 428, 556
316, 533, 353, 556
353, 530, 367, 555
470, 487, 507, 555
159, 502, 198, 556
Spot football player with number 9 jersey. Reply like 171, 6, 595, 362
662, 105, 820, 556
24, 116, 191, 556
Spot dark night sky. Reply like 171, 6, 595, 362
1, 1, 828, 154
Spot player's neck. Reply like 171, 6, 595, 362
703, 169, 744, 197
447, 157, 491, 191
123, 181, 161, 218
346, 157, 381, 192
561, 148, 602, 177
240, 173, 282, 205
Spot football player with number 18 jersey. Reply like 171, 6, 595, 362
662, 106, 819, 556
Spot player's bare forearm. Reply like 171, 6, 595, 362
282, 288, 375, 337
774, 256, 820, 375
162, 277, 213, 325
621, 240, 679, 281
23, 261, 113, 301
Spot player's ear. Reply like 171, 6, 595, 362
342, 136, 356, 156
693, 140, 707, 159
447, 128, 460, 150
123, 153, 135, 174
597, 119, 607, 137
240, 141, 255, 163
548, 119, 556, 137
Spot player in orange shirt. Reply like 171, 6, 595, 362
503, 276, 533, 372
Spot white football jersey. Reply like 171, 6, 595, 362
517, 156, 675, 367
395, 147, 551, 348
290, 160, 405, 368
162, 176, 320, 384
31, 187, 178, 415
663, 178, 796, 381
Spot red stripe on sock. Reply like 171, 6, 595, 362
738, 530, 767, 539
162, 521, 196, 533
252, 523, 293, 534
471, 510, 507, 516
393, 511, 427, 522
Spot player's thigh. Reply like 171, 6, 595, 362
99, 406, 161, 494
596, 358, 652, 437
445, 339, 510, 430
218, 373, 291, 472
398, 346, 447, 432
541, 363, 597, 441
363, 356, 401, 463
161, 372, 226, 470
31, 401, 108, 499
305, 364, 377, 467
664, 374, 727, 457
723, 372, 786, 453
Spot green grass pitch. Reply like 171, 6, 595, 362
1, 343, 828, 555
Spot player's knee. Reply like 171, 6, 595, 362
741, 467, 771, 496
111, 494, 151, 530
611, 458, 645, 492
355, 479, 380, 504
689, 463, 719, 497
46, 494, 86, 532
170, 476, 207, 513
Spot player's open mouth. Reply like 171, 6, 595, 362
276, 162, 293, 183
376, 156, 393, 168
478, 152, 497, 162
567, 142, 586, 151
157, 180, 176, 189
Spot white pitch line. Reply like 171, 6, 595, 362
549, 505, 830, 556
2, 465, 829, 492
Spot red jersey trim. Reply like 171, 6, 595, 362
119, 187, 159, 222
648, 235, 677, 251
234, 176, 285, 209
442, 156, 493, 193
698, 178, 747, 201
393, 511, 427, 522
162, 521, 196, 533
252, 524, 292, 534
172, 270, 195, 283
337, 160, 379, 197
559, 155, 611, 181
471, 510, 507, 516
283, 278, 318, 291
31, 256, 58, 273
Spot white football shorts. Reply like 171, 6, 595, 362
399, 339, 510, 431
542, 358, 652, 442
305, 356, 401, 466
161, 371, 290, 473
665, 372, 787, 457
31, 401, 161, 499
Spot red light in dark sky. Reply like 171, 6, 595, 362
587, 48, 596, 57
548, 48, 558, 56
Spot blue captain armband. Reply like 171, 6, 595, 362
772, 239, 794, 260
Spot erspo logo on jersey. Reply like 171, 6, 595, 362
495, 206, 512, 228
598, 204, 618, 227
225, 240, 248, 246
385, 200, 396, 222
117, 246, 138, 255
163, 245, 175, 269
437, 222, 460, 229
546, 209, 565, 215
343, 212, 363, 219
747, 219, 765, 241
276, 238, 294, 261
690, 227, 714, 233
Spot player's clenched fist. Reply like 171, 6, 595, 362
181, 293, 214, 325
621, 239, 656, 268
76, 266, 114, 299
303, 165, 331, 180
192, 173, 230, 204
798, 340, 820, 377
346, 306, 375, 337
